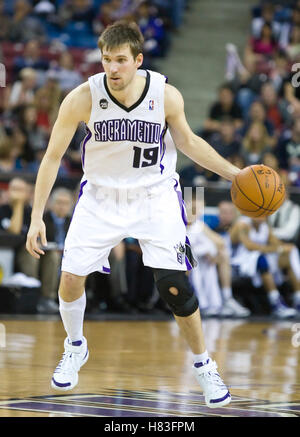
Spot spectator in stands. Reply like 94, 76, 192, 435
278, 5, 300, 49
240, 100, 275, 140
136, 1, 169, 58
49, 52, 83, 95
186, 198, 250, 318
268, 191, 300, 247
203, 84, 243, 136
251, 1, 281, 41
31, 187, 73, 313
63, 122, 86, 175
18, 103, 48, 164
179, 161, 220, 189
262, 150, 289, 187
9, 0, 47, 44
260, 81, 287, 134
93, 0, 136, 37
244, 21, 278, 73
286, 24, 300, 61
34, 76, 62, 134
0, 177, 31, 239
282, 67, 300, 114
205, 200, 237, 237
0, 0, 11, 41
44, 187, 73, 250
0, 178, 62, 314
56, 0, 97, 47
13, 39, 49, 84
276, 117, 300, 187
269, 49, 291, 94
5, 67, 37, 113
209, 117, 241, 164
241, 120, 273, 166
230, 216, 300, 317
0, 129, 24, 173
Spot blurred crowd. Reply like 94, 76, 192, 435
0, 0, 188, 176
0, 0, 300, 319
179, 0, 300, 189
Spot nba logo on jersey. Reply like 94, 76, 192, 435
99, 99, 108, 109
149, 99, 154, 110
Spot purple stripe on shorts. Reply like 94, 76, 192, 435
173, 179, 187, 226
70, 180, 87, 221
81, 125, 92, 169
173, 180, 193, 271
159, 125, 167, 174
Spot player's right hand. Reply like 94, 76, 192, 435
26, 219, 48, 259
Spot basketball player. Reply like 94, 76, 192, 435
186, 198, 250, 317
26, 22, 242, 408
230, 216, 300, 318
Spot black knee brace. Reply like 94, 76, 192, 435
153, 268, 199, 317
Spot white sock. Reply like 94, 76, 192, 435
59, 292, 86, 343
222, 287, 232, 301
194, 350, 209, 367
268, 290, 280, 305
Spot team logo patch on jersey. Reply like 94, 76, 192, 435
149, 99, 154, 110
99, 99, 108, 109
174, 242, 185, 265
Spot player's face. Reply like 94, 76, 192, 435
102, 44, 143, 91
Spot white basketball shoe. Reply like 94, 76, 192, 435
51, 337, 89, 391
219, 297, 251, 318
193, 358, 231, 408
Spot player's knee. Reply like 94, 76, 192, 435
256, 254, 269, 274
153, 269, 198, 317
59, 272, 86, 300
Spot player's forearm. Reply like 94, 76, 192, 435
186, 135, 240, 182
243, 240, 278, 253
31, 155, 61, 220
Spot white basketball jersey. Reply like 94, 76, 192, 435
81, 69, 178, 188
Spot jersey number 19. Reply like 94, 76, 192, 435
133, 146, 159, 168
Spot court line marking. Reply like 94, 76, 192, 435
0, 400, 194, 417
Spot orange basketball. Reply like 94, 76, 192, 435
230, 164, 286, 218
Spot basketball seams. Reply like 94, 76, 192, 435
265, 169, 276, 209
234, 176, 262, 210
234, 174, 275, 212
250, 166, 265, 208
231, 165, 285, 216
255, 168, 277, 217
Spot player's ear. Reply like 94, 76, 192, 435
135, 53, 143, 68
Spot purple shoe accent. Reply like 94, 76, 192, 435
209, 391, 231, 404
194, 358, 210, 368
72, 340, 82, 346
51, 378, 71, 388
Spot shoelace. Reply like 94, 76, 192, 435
197, 362, 227, 388
54, 351, 79, 374
201, 371, 227, 388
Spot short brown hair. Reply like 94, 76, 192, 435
98, 21, 144, 59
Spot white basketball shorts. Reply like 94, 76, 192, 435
61, 177, 192, 276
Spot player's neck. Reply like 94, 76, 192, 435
107, 74, 146, 108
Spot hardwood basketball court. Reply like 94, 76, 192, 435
0, 316, 299, 417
